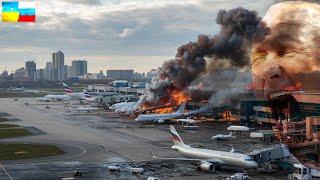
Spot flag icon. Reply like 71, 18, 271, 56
2, 1, 36, 23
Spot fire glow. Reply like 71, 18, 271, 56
137, 7, 263, 111
153, 90, 190, 114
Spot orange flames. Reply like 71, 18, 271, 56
154, 90, 190, 114
222, 110, 237, 122
171, 90, 190, 105
155, 107, 174, 114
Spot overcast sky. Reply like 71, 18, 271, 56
0, 0, 274, 73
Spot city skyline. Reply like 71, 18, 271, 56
0, 0, 273, 74
0, 53, 160, 74
0, 51, 158, 81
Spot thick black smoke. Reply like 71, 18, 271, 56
138, 7, 267, 109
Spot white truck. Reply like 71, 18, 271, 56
288, 164, 320, 180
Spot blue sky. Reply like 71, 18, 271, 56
0, 0, 275, 73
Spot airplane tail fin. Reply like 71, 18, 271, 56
176, 103, 185, 114
230, 145, 235, 153
169, 125, 186, 146
63, 83, 73, 93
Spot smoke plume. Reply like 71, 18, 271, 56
138, 7, 267, 109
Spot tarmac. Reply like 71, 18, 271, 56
0, 98, 287, 179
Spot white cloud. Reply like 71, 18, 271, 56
0, 47, 48, 53
119, 28, 135, 38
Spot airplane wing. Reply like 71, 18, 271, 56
170, 118, 197, 124
151, 118, 167, 123
152, 154, 223, 164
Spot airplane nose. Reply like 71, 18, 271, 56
135, 117, 141, 121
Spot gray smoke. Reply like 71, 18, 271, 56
138, 7, 267, 109
208, 70, 252, 107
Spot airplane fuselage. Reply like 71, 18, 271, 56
227, 126, 250, 132
135, 113, 181, 122
67, 93, 88, 100
173, 145, 258, 169
44, 95, 71, 101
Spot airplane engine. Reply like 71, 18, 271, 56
182, 122, 189, 126
156, 119, 165, 124
199, 162, 215, 172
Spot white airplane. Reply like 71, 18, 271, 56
227, 126, 251, 134
81, 96, 99, 104
153, 126, 258, 171
212, 132, 236, 141
22, 89, 40, 94
63, 83, 97, 101
37, 94, 71, 102
36, 83, 97, 102
135, 103, 187, 124
10, 87, 24, 92
66, 106, 100, 113
36, 97, 54, 102
11, 87, 40, 94
174, 117, 200, 127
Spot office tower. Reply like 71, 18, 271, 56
67, 66, 73, 78
25, 61, 36, 79
13, 67, 27, 80
44, 62, 53, 81
71, 60, 87, 77
34, 69, 44, 81
64, 65, 68, 79
52, 50, 64, 81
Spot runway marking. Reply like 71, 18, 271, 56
0, 163, 14, 180
70, 144, 87, 157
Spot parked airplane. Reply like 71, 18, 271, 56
66, 106, 99, 113
227, 126, 251, 134
63, 83, 96, 101
36, 97, 54, 102
37, 94, 71, 102
153, 126, 258, 171
174, 117, 200, 126
22, 89, 40, 94
10, 87, 40, 94
36, 83, 97, 102
212, 132, 236, 141
10, 87, 25, 92
135, 103, 186, 124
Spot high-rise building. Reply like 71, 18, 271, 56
71, 60, 87, 77
44, 62, 53, 81
106, 69, 134, 80
25, 61, 36, 79
0, 69, 9, 79
52, 50, 65, 81
64, 65, 68, 79
67, 66, 73, 78
13, 67, 27, 80
34, 69, 44, 81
